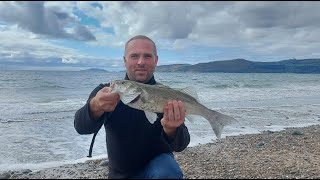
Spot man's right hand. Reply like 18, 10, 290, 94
89, 87, 120, 120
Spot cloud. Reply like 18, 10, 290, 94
232, 2, 320, 29
0, 25, 121, 70
1, 1, 320, 70
0, 1, 96, 41
86, 1, 319, 56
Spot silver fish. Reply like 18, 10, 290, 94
110, 79, 237, 138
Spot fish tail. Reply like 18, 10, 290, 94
203, 109, 237, 139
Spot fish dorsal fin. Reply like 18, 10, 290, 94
144, 111, 158, 124
154, 82, 170, 89
120, 92, 140, 104
181, 86, 199, 101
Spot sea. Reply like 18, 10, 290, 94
0, 70, 320, 172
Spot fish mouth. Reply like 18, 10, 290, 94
110, 81, 115, 89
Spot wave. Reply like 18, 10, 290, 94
0, 114, 75, 124
24, 109, 76, 115
0, 119, 26, 123
25, 84, 66, 89
0, 153, 108, 173
1, 84, 66, 91
208, 83, 272, 89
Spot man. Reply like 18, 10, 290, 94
74, 35, 190, 179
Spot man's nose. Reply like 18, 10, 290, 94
137, 57, 145, 64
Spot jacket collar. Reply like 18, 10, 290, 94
124, 73, 157, 85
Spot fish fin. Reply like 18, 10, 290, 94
154, 83, 171, 88
144, 111, 158, 124
186, 115, 198, 124
203, 109, 238, 139
181, 86, 199, 101
120, 93, 140, 104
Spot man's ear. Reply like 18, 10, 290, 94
123, 56, 129, 69
155, 55, 158, 65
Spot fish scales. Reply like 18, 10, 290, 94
110, 80, 237, 138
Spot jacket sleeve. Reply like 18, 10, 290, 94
161, 123, 191, 152
74, 84, 108, 135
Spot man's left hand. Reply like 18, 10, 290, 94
161, 100, 186, 138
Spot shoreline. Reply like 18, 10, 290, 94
3, 124, 320, 179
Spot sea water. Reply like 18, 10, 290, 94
0, 70, 319, 172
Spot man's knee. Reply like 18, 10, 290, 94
149, 153, 183, 179
150, 165, 183, 179
161, 167, 183, 179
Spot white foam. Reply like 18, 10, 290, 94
0, 154, 107, 173
2, 72, 320, 173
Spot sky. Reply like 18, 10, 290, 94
0, 1, 320, 71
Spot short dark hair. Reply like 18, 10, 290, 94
124, 35, 157, 56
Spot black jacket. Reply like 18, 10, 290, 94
74, 75, 190, 179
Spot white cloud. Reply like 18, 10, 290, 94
0, 25, 122, 68
1, 1, 320, 70
0, 1, 96, 41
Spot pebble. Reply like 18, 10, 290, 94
4, 125, 320, 179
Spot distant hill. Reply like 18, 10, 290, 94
156, 58, 320, 73
80, 68, 108, 72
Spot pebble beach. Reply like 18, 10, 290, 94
2, 124, 320, 179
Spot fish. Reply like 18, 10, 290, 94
110, 79, 237, 138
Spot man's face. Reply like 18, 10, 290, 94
124, 39, 158, 83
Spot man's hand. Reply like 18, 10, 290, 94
89, 87, 120, 120
161, 100, 186, 139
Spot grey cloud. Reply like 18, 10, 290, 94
0, 27, 122, 70
232, 2, 320, 29
73, 24, 96, 41
91, 1, 320, 60
0, 1, 96, 41
100, 2, 202, 40
143, 5, 195, 39
99, 2, 320, 39
53, 11, 69, 20
2, 1, 320, 68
